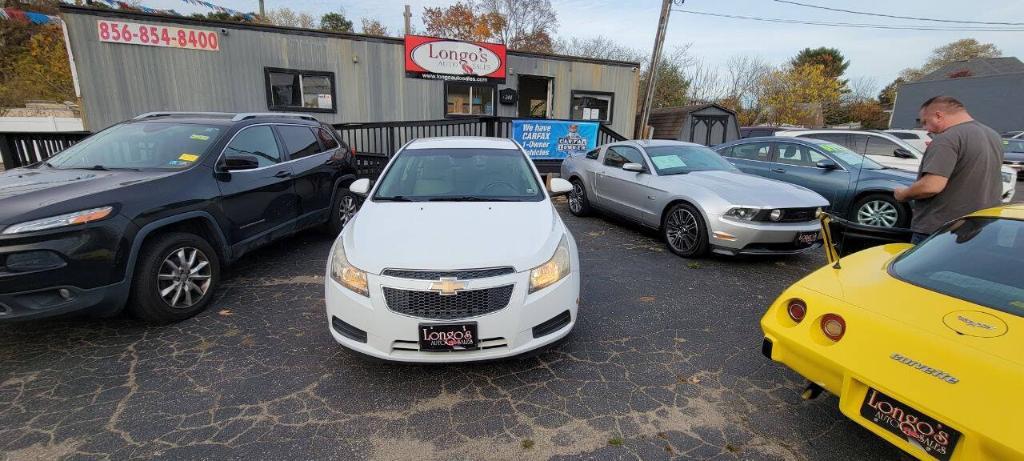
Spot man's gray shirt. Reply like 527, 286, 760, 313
911, 120, 1004, 234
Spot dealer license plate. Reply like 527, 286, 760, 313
418, 322, 479, 351
860, 388, 960, 461
795, 231, 820, 246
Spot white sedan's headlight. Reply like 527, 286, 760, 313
1002, 171, 1013, 183
1, 206, 114, 235
330, 241, 368, 297
529, 235, 571, 293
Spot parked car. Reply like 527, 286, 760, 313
761, 204, 1024, 460
561, 140, 829, 257
0, 112, 359, 322
885, 129, 932, 152
776, 129, 1017, 202
716, 137, 917, 229
1004, 138, 1024, 178
741, 126, 803, 138
1001, 130, 1024, 139
325, 137, 579, 362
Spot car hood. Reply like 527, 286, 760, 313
1005, 152, 1024, 162
0, 167, 174, 225
343, 200, 564, 274
797, 244, 1024, 367
671, 170, 829, 208
866, 167, 918, 184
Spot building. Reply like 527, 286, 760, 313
645, 104, 740, 146
59, 5, 640, 138
890, 57, 1024, 133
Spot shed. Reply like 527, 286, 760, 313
646, 104, 740, 146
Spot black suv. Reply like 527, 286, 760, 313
0, 112, 359, 322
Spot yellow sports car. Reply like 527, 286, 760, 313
761, 205, 1023, 461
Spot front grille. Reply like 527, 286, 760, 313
383, 285, 514, 320
381, 267, 515, 280
532, 310, 571, 338
755, 207, 818, 223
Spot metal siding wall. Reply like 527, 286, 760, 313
65, 12, 638, 136
891, 75, 1024, 132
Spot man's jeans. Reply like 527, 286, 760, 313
911, 232, 930, 245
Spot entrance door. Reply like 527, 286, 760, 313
518, 76, 551, 118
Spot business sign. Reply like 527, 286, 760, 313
512, 120, 599, 160
404, 35, 506, 83
97, 19, 219, 51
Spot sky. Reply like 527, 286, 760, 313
143, 0, 1024, 92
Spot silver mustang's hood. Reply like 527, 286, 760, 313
672, 170, 829, 208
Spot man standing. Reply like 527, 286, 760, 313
894, 96, 1004, 244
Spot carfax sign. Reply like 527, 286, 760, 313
512, 120, 599, 160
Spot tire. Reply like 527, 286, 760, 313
662, 203, 710, 257
127, 232, 220, 323
567, 178, 592, 217
852, 193, 909, 229
326, 188, 360, 235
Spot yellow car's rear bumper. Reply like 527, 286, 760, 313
761, 288, 1023, 461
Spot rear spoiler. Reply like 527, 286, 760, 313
818, 211, 914, 264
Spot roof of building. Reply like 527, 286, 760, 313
646, 103, 737, 140
406, 137, 518, 150
918, 57, 1024, 82
59, 5, 642, 68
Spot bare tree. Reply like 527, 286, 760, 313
360, 18, 390, 37
553, 36, 644, 62
846, 76, 879, 102
685, 59, 727, 104
266, 8, 316, 29
478, 0, 559, 52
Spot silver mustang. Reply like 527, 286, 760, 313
560, 140, 830, 257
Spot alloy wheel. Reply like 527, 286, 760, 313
340, 195, 358, 228
568, 182, 584, 213
665, 208, 699, 252
856, 200, 899, 228
157, 247, 212, 309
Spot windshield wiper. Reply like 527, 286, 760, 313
375, 195, 415, 202
427, 196, 514, 202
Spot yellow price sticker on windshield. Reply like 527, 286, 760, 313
179, 153, 199, 162
190, 134, 210, 141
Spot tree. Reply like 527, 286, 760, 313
720, 54, 773, 125
553, 36, 644, 62
190, 12, 255, 23
760, 64, 842, 126
360, 18, 389, 37
477, 0, 558, 53
422, 1, 500, 42
320, 12, 353, 33
899, 38, 1002, 82
847, 100, 889, 129
637, 46, 693, 110
877, 78, 904, 108
266, 8, 317, 29
0, 24, 74, 113
790, 47, 849, 81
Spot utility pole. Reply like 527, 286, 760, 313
258, 0, 265, 17
403, 5, 412, 36
636, 0, 673, 139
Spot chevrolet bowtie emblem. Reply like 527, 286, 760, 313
429, 277, 466, 296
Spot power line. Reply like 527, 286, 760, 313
671, 10, 1024, 31
774, 0, 1024, 27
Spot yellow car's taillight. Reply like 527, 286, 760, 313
821, 313, 846, 341
786, 299, 807, 323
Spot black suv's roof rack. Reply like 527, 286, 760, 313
231, 113, 318, 122
134, 111, 233, 120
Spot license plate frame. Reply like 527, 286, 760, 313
795, 231, 820, 246
418, 322, 479, 352
860, 388, 960, 461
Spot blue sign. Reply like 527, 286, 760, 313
512, 120, 599, 160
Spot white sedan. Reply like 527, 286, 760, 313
324, 137, 580, 362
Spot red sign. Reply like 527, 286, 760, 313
97, 19, 219, 52
404, 35, 506, 83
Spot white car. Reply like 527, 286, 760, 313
324, 137, 580, 363
776, 129, 1016, 202
885, 129, 931, 152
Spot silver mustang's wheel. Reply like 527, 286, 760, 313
662, 203, 709, 257
856, 199, 899, 228
157, 247, 212, 309
567, 179, 591, 216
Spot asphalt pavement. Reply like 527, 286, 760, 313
1, 202, 909, 460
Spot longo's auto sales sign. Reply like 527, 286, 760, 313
404, 35, 506, 83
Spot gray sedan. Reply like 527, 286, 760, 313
560, 140, 829, 257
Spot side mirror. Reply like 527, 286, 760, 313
815, 159, 839, 170
222, 155, 259, 171
549, 177, 573, 197
622, 162, 644, 172
893, 148, 915, 159
349, 178, 371, 196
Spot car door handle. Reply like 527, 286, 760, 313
274, 170, 291, 178
771, 168, 786, 174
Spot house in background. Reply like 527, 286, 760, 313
890, 57, 1024, 133
644, 103, 741, 146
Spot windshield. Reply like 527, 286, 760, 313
891, 217, 1024, 317
373, 148, 544, 202
816, 142, 885, 170
1004, 139, 1024, 153
645, 145, 737, 175
46, 122, 223, 170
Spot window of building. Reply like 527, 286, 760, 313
445, 83, 495, 116
276, 125, 321, 159
571, 90, 614, 123
265, 68, 336, 113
